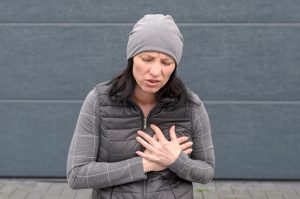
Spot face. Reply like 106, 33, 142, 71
132, 51, 176, 96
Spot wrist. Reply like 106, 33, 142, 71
142, 158, 150, 173
168, 149, 181, 166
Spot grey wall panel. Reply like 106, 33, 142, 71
206, 103, 300, 179
1, 101, 299, 178
179, 25, 300, 101
1, 1, 300, 23
0, 25, 130, 100
1, 25, 299, 100
0, 102, 81, 176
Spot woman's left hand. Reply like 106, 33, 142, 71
136, 124, 182, 167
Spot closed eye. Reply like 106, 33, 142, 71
142, 58, 153, 62
162, 61, 174, 66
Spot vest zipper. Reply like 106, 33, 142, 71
143, 117, 147, 130
128, 99, 171, 199
143, 117, 147, 199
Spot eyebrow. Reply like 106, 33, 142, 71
139, 54, 174, 62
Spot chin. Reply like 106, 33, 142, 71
143, 87, 161, 94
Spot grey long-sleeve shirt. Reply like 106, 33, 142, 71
67, 88, 215, 189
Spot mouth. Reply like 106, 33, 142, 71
145, 79, 160, 87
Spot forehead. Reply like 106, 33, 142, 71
138, 51, 174, 60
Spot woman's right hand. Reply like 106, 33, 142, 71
140, 133, 193, 173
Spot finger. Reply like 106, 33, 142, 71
150, 124, 167, 142
169, 125, 178, 143
177, 136, 189, 144
137, 130, 156, 145
152, 134, 159, 141
183, 148, 193, 155
136, 151, 159, 162
136, 136, 155, 152
180, 141, 193, 151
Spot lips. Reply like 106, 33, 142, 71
145, 79, 160, 87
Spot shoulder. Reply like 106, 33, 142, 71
93, 81, 112, 96
90, 81, 119, 106
185, 88, 203, 107
82, 81, 111, 105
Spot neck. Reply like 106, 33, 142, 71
131, 89, 156, 118
131, 88, 156, 106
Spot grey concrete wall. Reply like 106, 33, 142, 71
0, 1, 299, 179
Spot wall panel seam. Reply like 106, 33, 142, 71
0, 100, 300, 104
0, 22, 300, 26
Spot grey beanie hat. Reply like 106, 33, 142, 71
127, 14, 183, 64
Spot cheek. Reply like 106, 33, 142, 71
163, 67, 175, 81
132, 63, 144, 81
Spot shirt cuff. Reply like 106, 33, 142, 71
128, 157, 147, 180
168, 151, 189, 174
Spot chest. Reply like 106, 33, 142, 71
98, 103, 192, 162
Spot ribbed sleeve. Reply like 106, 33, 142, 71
66, 88, 146, 189
169, 99, 215, 184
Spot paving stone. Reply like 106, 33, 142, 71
202, 191, 220, 199
279, 188, 298, 196
47, 183, 65, 196
9, 190, 29, 199
217, 189, 233, 195
43, 196, 71, 199
22, 180, 38, 188
0, 181, 5, 189
260, 182, 278, 190
282, 193, 300, 199
221, 193, 252, 199
33, 182, 51, 193
5, 179, 25, 187
0, 193, 10, 199
265, 196, 284, 199
60, 185, 77, 198
0, 185, 16, 195
232, 188, 250, 194
218, 193, 238, 199
231, 184, 248, 191
194, 182, 217, 191
75, 192, 92, 199
193, 190, 204, 199
0, 179, 299, 199
248, 190, 268, 198
233, 195, 252, 199
75, 189, 92, 199
18, 184, 34, 193
215, 181, 234, 191
245, 181, 262, 190
25, 192, 43, 199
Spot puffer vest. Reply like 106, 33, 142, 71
93, 83, 195, 199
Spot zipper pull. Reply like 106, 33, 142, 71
143, 118, 147, 130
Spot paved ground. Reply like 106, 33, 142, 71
0, 178, 299, 199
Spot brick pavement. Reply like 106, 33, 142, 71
0, 178, 299, 199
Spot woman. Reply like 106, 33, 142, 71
67, 14, 215, 199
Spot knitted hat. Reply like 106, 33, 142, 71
127, 14, 184, 64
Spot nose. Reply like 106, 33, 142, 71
149, 63, 161, 77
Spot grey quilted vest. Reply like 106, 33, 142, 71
93, 83, 194, 199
